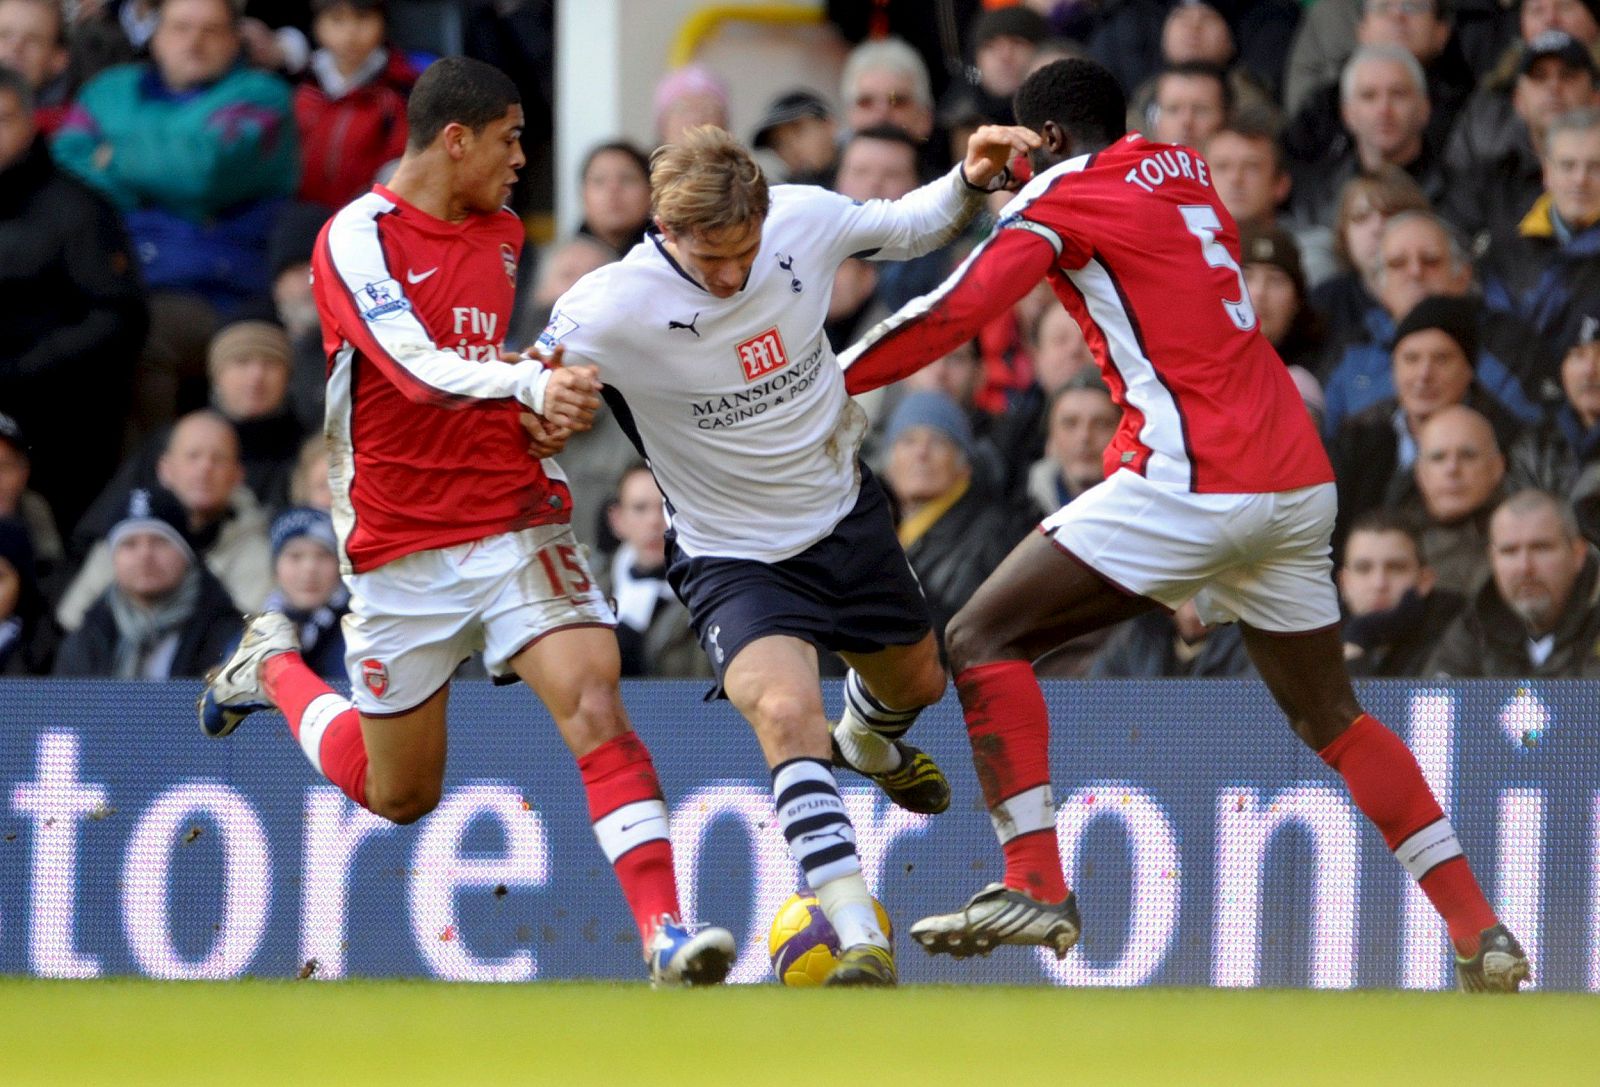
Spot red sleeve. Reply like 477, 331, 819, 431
840, 226, 1058, 395
312, 219, 531, 410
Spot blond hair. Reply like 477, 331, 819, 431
650, 125, 770, 237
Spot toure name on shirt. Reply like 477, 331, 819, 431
691, 340, 828, 430
1123, 147, 1211, 194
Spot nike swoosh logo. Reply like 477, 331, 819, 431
798, 831, 846, 845
620, 816, 665, 833
407, 268, 438, 284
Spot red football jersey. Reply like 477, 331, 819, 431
843, 134, 1334, 495
313, 185, 570, 573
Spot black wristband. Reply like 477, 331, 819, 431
960, 163, 1010, 193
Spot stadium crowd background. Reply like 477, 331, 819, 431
5, 0, 1600, 684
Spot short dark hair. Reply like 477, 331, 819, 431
1156, 62, 1233, 115
157, 0, 240, 25
1046, 368, 1115, 417
1203, 112, 1283, 172
311, 0, 387, 15
581, 139, 650, 184
407, 56, 520, 151
1346, 508, 1427, 565
1014, 59, 1127, 148
0, 65, 35, 114
848, 122, 921, 155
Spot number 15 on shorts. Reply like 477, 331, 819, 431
534, 540, 593, 600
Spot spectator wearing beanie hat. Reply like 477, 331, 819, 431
54, 487, 241, 679
1239, 223, 1330, 377
751, 90, 838, 185
207, 320, 306, 510
256, 506, 347, 677
71, 324, 305, 556
1331, 295, 1528, 552
653, 65, 729, 147
880, 391, 1033, 648
62, 411, 273, 630
938, 7, 1049, 129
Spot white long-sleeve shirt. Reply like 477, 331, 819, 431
540, 167, 984, 562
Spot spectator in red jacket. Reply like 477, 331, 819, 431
293, 0, 414, 209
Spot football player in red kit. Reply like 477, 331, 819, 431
839, 59, 1528, 991
198, 57, 735, 986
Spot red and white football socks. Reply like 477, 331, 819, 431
579, 732, 682, 946
1320, 713, 1498, 957
263, 652, 369, 808
956, 660, 1069, 904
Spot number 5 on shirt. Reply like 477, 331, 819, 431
1178, 204, 1257, 333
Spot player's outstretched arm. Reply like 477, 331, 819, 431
839, 225, 1057, 395
316, 212, 556, 414
831, 125, 1036, 264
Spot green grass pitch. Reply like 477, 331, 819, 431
1, 978, 1594, 1085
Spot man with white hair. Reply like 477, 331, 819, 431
1289, 43, 1446, 227
1284, 0, 1473, 152
1428, 488, 1600, 676
839, 36, 946, 175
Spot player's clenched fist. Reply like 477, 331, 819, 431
542, 364, 602, 430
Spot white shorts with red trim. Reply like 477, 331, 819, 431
1038, 469, 1340, 634
342, 524, 615, 714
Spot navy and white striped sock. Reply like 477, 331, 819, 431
835, 669, 921, 773
772, 756, 861, 887
772, 756, 888, 950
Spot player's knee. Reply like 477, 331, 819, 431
751, 690, 825, 752
1287, 704, 1359, 753
561, 690, 630, 755
900, 657, 947, 709
944, 610, 998, 676
368, 783, 442, 826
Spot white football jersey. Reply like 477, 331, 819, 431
541, 167, 984, 562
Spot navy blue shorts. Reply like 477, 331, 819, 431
666, 465, 932, 696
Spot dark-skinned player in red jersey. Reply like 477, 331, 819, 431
198, 57, 735, 986
838, 58, 1529, 992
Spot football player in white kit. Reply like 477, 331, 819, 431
538, 122, 1037, 985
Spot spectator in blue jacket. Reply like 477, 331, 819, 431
1320, 210, 1548, 439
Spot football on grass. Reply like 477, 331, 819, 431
767, 892, 893, 987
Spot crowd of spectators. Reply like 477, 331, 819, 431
10, 0, 1600, 682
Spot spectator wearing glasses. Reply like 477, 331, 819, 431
839, 36, 946, 177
